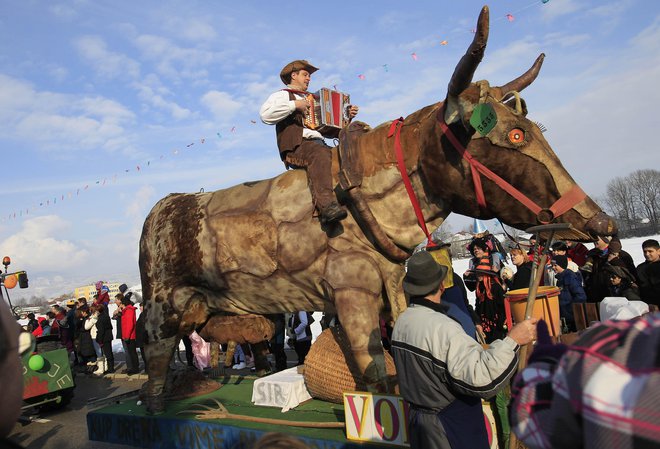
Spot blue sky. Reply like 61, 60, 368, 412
0, 0, 658, 301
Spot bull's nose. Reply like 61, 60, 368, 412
585, 211, 618, 237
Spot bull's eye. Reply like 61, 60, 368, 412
508, 128, 525, 144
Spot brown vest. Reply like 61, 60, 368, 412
276, 91, 304, 160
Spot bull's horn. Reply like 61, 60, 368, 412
447, 5, 489, 97
498, 53, 545, 94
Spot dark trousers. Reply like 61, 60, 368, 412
123, 339, 139, 372
139, 345, 147, 367
284, 139, 334, 209
181, 335, 194, 367
101, 341, 114, 370
293, 340, 311, 366
270, 343, 287, 371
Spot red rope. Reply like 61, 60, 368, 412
388, 118, 436, 248
436, 106, 586, 221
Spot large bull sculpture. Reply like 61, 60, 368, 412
139, 6, 616, 413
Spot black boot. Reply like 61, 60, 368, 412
320, 201, 347, 224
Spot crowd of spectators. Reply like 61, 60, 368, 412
20, 281, 147, 376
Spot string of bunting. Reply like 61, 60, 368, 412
353, 0, 551, 81
3, 0, 554, 222
2, 122, 253, 222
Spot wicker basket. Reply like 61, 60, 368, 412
303, 327, 397, 403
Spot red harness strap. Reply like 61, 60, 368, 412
388, 105, 588, 244
388, 118, 436, 247
436, 106, 587, 223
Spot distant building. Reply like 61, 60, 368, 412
74, 282, 121, 301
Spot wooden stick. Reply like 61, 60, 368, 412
179, 399, 345, 429
509, 255, 547, 449
222, 413, 345, 428
524, 254, 548, 321
510, 226, 561, 449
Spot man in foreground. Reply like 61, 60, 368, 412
391, 251, 537, 449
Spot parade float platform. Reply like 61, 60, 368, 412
87, 375, 399, 449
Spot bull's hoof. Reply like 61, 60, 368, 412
146, 394, 165, 415
365, 381, 387, 394
255, 368, 273, 377
365, 375, 399, 395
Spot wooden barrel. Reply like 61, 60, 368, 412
505, 286, 561, 336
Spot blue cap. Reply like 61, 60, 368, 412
473, 219, 488, 235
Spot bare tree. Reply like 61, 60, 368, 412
606, 176, 638, 231
433, 222, 453, 242
629, 169, 660, 230
605, 169, 660, 236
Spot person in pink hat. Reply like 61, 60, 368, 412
94, 281, 110, 306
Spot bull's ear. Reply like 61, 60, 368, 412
445, 5, 489, 124
497, 54, 545, 96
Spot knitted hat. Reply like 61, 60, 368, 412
551, 255, 568, 270
118, 283, 128, 294
550, 241, 568, 252
403, 251, 448, 297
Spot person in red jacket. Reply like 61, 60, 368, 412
120, 297, 139, 375
94, 281, 110, 306
566, 240, 589, 267
31, 316, 45, 337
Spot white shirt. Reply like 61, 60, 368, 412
259, 88, 324, 140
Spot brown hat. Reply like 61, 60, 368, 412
280, 60, 318, 84
403, 251, 448, 297
604, 264, 633, 281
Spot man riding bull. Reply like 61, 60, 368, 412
259, 59, 359, 224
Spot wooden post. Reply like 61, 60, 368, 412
509, 224, 568, 449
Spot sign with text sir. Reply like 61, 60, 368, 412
343, 392, 410, 447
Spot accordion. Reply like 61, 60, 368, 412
303, 88, 351, 133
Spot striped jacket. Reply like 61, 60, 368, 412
511, 312, 660, 448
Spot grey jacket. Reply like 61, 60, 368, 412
391, 299, 519, 410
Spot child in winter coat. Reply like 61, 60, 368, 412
605, 265, 641, 300
76, 306, 97, 368
93, 303, 115, 373
552, 255, 587, 332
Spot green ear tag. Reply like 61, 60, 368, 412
469, 103, 498, 136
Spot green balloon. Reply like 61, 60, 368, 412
28, 354, 45, 371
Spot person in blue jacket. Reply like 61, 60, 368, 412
552, 255, 586, 332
